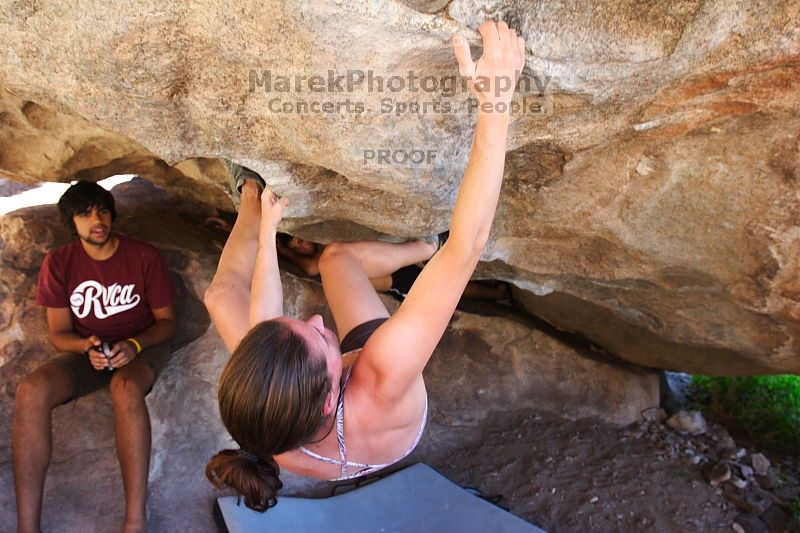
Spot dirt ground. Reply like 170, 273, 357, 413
432, 408, 797, 533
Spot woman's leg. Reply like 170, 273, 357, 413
335, 240, 436, 279
319, 243, 388, 342
204, 181, 262, 352
319, 240, 437, 341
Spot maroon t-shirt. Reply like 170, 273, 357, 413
36, 234, 176, 343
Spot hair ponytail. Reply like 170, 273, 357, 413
206, 448, 283, 512
208, 320, 332, 511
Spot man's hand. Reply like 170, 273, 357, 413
260, 187, 290, 234
82, 335, 102, 353
83, 336, 109, 370
108, 340, 138, 369
452, 20, 526, 106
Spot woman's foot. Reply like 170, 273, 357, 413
226, 160, 267, 210
235, 168, 266, 193
421, 231, 449, 259
240, 179, 262, 198
418, 238, 438, 260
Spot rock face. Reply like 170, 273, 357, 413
0, 3, 798, 372
0, 179, 658, 530
0, 85, 236, 211
0, 86, 148, 184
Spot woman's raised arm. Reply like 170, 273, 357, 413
249, 188, 290, 326
357, 21, 526, 401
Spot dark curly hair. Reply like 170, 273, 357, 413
57, 180, 116, 233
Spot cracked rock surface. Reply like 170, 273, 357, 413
0, 1, 797, 374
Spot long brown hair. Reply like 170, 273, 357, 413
206, 319, 332, 511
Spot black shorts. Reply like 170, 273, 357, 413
388, 264, 423, 302
340, 318, 389, 355
47, 344, 171, 403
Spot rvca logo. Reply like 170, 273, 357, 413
69, 280, 141, 319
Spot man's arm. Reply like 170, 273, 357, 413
107, 305, 177, 368
46, 307, 109, 369
127, 305, 178, 350
46, 307, 99, 353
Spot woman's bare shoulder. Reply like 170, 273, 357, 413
348, 355, 426, 431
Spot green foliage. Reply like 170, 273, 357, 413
791, 496, 800, 526
689, 375, 800, 454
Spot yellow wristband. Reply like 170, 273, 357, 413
127, 338, 142, 354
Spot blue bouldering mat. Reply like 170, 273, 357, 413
217, 463, 545, 532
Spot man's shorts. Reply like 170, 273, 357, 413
47, 344, 172, 404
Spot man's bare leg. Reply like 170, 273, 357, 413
204, 180, 263, 351
109, 361, 155, 533
369, 274, 393, 292
462, 280, 511, 300
13, 364, 75, 533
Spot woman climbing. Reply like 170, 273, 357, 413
204, 20, 526, 511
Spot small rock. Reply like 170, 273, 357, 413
706, 462, 732, 486
750, 453, 770, 476
721, 447, 739, 459
709, 425, 737, 451
754, 471, 780, 491
724, 485, 773, 515
760, 505, 792, 533
731, 523, 745, 533
666, 410, 708, 435
730, 476, 748, 489
733, 513, 768, 533
709, 424, 733, 442
691, 455, 703, 465
717, 435, 738, 452
739, 464, 754, 478
642, 407, 668, 423
722, 448, 747, 460
590, 496, 599, 503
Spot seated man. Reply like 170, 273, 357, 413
276, 232, 511, 302
12, 180, 178, 533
